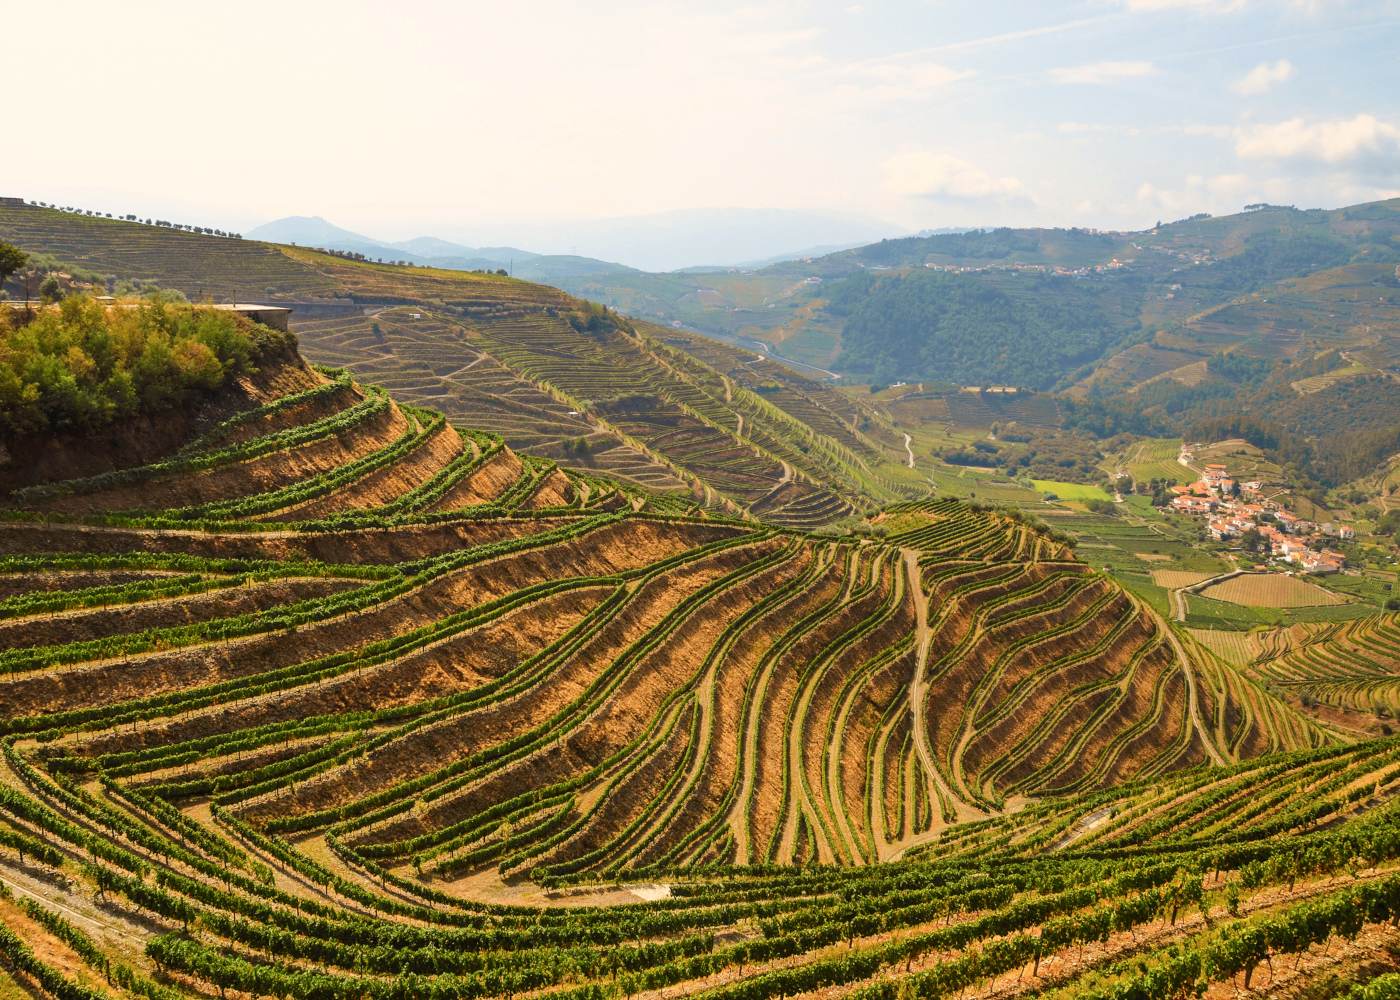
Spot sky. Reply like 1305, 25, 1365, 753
7, 0, 1400, 265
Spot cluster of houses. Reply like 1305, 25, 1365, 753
1169, 462, 1351, 574
923, 258, 1128, 277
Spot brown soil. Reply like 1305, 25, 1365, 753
0, 569, 191, 601
233, 584, 614, 822
0, 516, 605, 566
428, 449, 524, 509
33, 519, 738, 735
0, 343, 323, 494
525, 469, 576, 510
34, 393, 408, 516
347, 537, 790, 848
0, 577, 359, 651
262, 419, 465, 521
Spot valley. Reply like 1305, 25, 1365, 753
0, 207, 1399, 999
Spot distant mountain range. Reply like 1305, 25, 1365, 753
245, 217, 549, 274
246, 208, 902, 276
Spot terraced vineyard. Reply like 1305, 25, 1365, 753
3, 307, 1389, 997
0, 204, 920, 527
1244, 614, 1400, 717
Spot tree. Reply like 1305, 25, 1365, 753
0, 241, 25, 288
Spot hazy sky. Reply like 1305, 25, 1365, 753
9, 0, 1400, 248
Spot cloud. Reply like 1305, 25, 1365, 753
838, 60, 973, 102
1136, 173, 1264, 214
1058, 122, 1116, 134
884, 151, 1027, 202
1057, 121, 1231, 137
1136, 170, 1400, 222
1119, 0, 1249, 10
728, 26, 823, 56
1049, 60, 1158, 85
1118, 0, 1333, 11
1232, 59, 1294, 95
1235, 114, 1400, 165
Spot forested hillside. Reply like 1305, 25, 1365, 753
540, 199, 1400, 493
829, 269, 1134, 389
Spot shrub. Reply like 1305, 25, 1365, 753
0, 294, 286, 438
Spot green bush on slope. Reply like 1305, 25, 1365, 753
0, 293, 286, 437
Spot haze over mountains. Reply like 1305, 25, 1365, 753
248, 207, 900, 274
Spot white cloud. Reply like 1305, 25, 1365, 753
884, 152, 1027, 201
1136, 173, 1264, 214
1235, 114, 1400, 164
1180, 123, 1233, 138
838, 60, 973, 102
1120, 0, 1249, 11
1118, 0, 1334, 11
1232, 59, 1294, 95
1058, 121, 1231, 137
1136, 170, 1399, 222
1049, 60, 1158, 85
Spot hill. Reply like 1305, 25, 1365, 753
0, 203, 924, 527
2, 300, 1398, 999
541, 200, 1400, 492
547, 199, 1400, 382
244, 217, 629, 281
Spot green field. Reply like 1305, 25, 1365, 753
1031, 479, 1112, 501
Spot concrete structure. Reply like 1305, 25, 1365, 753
214, 303, 292, 332
0, 197, 26, 208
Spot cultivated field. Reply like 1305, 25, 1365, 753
1031, 479, 1112, 501
1201, 573, 1353, 608
1152, 569, 1216, 589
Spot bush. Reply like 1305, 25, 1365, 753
0, 294, 284, 438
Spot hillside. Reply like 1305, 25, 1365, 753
552, 199, 1400, 379
5, 304, 1394, 995
544, 208, 1400, 510
0, 203, 924, 527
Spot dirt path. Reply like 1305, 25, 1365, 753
902, 549, 981, 836
1169, 567, 1245, 624
1142, 597, 1227, 766
1170, 587, 1188, 623
902, 434, 915, 470
0, 859, 157, 957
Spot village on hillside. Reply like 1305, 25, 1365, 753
1169, 446, 1351, 574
